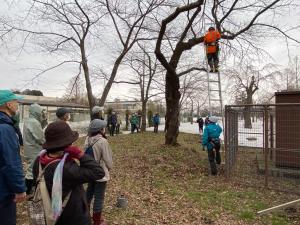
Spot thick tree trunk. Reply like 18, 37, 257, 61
165, 71, 181, 145
141, 101, 147, 132
243, 92, 253, 129
243, 107, 252, 129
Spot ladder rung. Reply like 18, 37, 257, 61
208, 80, 219, 82
210, 99, 221, 101
210, 89, 220, 92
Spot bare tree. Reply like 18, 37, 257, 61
96, 0, 165, 107
155, 0, 300, 145
0, 0, 108, 112
124, 43, 163, 131
225, 62, 282, 128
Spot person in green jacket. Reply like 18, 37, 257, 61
23, 103, 45, 194
130, 113, 139, 133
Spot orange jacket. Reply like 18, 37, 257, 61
204, 30, 221, 54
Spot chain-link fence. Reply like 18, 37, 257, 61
225, 104, 300, 194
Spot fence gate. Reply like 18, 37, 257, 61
225, 104, 300, 194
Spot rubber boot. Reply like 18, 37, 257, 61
100, 213, 107, 225
92, 212, 101, 225
25, 179, 33, 195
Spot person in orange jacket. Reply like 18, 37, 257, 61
204, 27, 221, 72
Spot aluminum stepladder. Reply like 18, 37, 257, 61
207, 69, 224, 123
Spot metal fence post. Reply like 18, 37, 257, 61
264, 106, 269, 189
225, 105, 229, 180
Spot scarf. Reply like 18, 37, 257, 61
39, 150, 69, 220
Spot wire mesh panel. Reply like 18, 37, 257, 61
225, 104, 300, 194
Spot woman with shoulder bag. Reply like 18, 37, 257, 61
32, 121, 105, 225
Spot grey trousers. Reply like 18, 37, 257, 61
86, 181, 107, 213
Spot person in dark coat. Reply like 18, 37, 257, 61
196, 117, 204, 134
32, 121, 105, 225
0, 90, 26, 225
108, 112, 117, 136
152, 113, 160, 133
11, 112, 23, 146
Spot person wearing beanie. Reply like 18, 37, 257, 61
32, 121, 105, 225
91, 106, 104, 120
84, 119, 113, 225
56, 107, 72, 122
202, 116, 222, 175
23, 103, 45, 195
0, 90, 26, 225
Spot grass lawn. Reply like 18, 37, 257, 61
17, 132, 299, 225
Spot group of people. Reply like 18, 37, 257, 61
0, 90, 112, 225
129, 112, 161, 134
0, 87, 223, 225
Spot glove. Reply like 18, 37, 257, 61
64, 146, 84, 159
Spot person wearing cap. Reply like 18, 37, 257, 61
23, 103, 45, 195
202, 116, 222, 175
56, 107, 72, 122
32, 121, 105, 225
91, 106, 104, 120
0, 90, 26, 225
84, 119, 113, 225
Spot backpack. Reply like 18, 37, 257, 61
85, 138, 101, 159
27, 160, 71, 225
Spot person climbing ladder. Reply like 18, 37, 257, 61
204, 27, 221, 73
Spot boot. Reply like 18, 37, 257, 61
92, 213, 107, 225
208, 62, 214, 73
214, 65, 219, 73
25, 179, 33, 195
100, 214, 107, 225
92, 212, 101, 225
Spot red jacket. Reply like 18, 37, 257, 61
204, 30, 221, 54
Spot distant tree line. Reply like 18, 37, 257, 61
13, 89, 43, 96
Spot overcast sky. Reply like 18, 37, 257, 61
0, 1, 299, 100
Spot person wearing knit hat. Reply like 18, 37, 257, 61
202, 115, 222, 175
32, 120, 105, 225
91, 106, 104, 120
85, 119, 113, 225
0, 90, 26, 225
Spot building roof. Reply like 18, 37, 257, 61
275, 91, 300, 95
19, 99, 89, 109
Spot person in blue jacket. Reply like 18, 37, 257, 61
202, 116, 222, 175
0, 90, 27, 225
